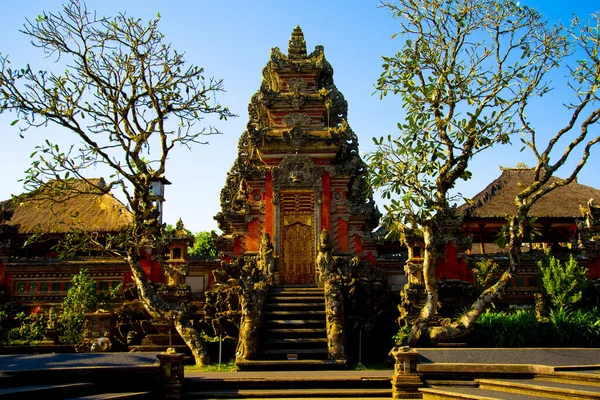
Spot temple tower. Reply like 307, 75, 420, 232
215, 27, 380, 284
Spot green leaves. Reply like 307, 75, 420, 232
538, 254, 589, 310
188, 231, 218, 258
370, 0, 568, 231
58, 268, 99, 344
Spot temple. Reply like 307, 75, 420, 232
215, 26, 380, 284
2, 27, 600, 365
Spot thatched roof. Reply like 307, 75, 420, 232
2, 178, 132, 234
459, 168, 600, 219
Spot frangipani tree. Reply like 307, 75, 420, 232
499, 12, 600, 312
368, 0, 569, 344
0, 0, 233, 364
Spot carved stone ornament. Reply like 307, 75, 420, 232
291, 92, 305, 109
283, 128, 309, 152
283, 112, 311, 127
272, 155, 322, 190
287, 77, 307, 92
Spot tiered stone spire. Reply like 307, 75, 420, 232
216, 27, 380, 263
288, 25, 307, 59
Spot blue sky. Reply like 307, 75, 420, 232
1, 1, 599, 232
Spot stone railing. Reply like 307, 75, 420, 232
235, 259, 270, 362
323, 275, 346, 360
215, 234, 276, 362
214, 255, 272, 362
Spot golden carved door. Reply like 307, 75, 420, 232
280, 191, 315, 284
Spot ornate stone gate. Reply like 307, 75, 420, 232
214, 26, 380, 281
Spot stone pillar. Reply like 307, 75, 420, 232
324, 279, 345, 361
390, 346, 422, 399
157, 352, 185, 399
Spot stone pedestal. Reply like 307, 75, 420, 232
84, 312, 115, 339
157, 352, 185, 399
390, 346, 422, 399
40, 328, 58, 345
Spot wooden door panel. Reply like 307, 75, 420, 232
280, 192, 315, 284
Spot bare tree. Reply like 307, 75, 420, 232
436, 13, 600, 343
368, 0, 585, 344
0, 0, 233, 364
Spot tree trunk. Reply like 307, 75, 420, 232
426, 216, 524, 344
409, 223, 438, 345
173, 317, 210, 366
127, 255, 209, 366
428, 271, 513, 343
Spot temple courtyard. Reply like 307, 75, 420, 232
1, 348, 599, 399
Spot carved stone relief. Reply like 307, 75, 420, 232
272, 155, 323, 190
283, 112, 311, 127
291, 92, 305, 109
287, 77, 307, 92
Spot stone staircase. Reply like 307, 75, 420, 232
183, 371, 393, 399
419, 369, 600, 399
237, 285, 345, 370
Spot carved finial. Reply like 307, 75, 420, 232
288, 25, 307, 59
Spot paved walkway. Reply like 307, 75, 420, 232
416, 348, 600, 367
0, 352, 159, 371
1, 348, 598, 377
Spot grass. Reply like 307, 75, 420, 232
352, 362, 393, 370
185, 359, 238, 372
185, 360, 392, 372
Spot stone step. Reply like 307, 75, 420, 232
478, 378, 600, 399
264, 338, 327, 344
264, 319, 326, 325
423, 380, 479, 387
268, 295, 324, 302
270, 288, 322, 294
254, 285, 328, 367
262, 348, 328, 355
537, 371, 600, 387
185, 387, 391, 398
267, 299, 324, 305
266, 302, 324, 309
270, 285, 322, 290
269, 289, 323, 294
267, 293, 323, 299
0, 382, 94, 399
265, 310, 325, 316
420, 386, 549, 400
261, 327, 327, 339
264, 328, 326, 335
234, 359, 347, 371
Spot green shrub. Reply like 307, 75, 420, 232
470, 307, 600, 347
472, 309, 538, 347
58, 268, 99, 344
545, 307, 600, 346
393, 324, 412, 346
5, 310, 46, 345
538, 254, 588, 310
188, 231, 218, 258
